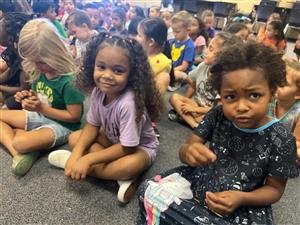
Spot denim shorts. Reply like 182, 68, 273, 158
25, 111, 72, 148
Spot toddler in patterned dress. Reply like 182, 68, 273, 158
137, 41, 299, 225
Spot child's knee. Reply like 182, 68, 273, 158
12, 136, 30, 153
68, 130, 81, 148
169, 93, 180, 106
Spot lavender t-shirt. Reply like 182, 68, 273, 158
86, 87, 158, 158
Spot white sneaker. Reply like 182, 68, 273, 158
117, 180, 136, 203
48, 149, 71, 169
167, 82, 181, 92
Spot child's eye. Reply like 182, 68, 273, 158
224, 95, 235, 101
249, 93, 261, 99
96, 64, 105, 70
114, 67, 125, 74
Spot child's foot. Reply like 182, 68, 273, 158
168, 109, 180, 121
117, 179, 139, 203
48, 149, 71, 169
167, 82, 181, 92
12, 152, 40, 176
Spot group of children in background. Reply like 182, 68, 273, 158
0, 0, 299, 224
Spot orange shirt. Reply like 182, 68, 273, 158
261, 37, 286, 52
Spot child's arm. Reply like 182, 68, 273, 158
180, 104, 211, 115
0, 70, 30, 94
0, 59, 8, 73
21, 90, 82, 123
205, 176, 287, 216
0, 68, 10, 83
69, 143, 136, 180
292, 116, 300, 159
185, 85, 195, 98
174, 60, 189, 72
179, 133, 216, 167
65, 123, 99, 177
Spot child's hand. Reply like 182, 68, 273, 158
205, 191, 243, 216
21, 94, 42, 112
185, 143, 216, 167
14, 90, 32, 102
64, 154, 82, 177
180, 103, 195, 114
69, 158, 90, 180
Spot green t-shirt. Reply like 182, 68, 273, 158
31, 74, 85, 131
53, 20, 67, 39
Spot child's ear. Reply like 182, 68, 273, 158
149, 38, 155, 47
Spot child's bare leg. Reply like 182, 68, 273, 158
12, 128, 55, 153
155, 72, 170, 96
88, 149, 150, 180
69, 129, 112, 151
70, 129, 150, 180
0, 110, 27, 156
0, 109, 55, 153
169, 93, 200, 128
174, 70, 188, 81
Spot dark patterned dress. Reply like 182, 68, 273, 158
138, 105, 299, 225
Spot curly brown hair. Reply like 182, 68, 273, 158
77, 32, 162, 123
209, 40, 286, 95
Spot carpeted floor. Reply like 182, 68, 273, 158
0, 42, 299, 225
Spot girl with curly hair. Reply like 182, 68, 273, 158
48, 33, 162, 204
137, 41, 298, 225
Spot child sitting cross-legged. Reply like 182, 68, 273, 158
168, 32, 241, 129
48, 33, 162, 204
137, 41, 299, 225
0, 19, 84, 176
167, 10, 195, 91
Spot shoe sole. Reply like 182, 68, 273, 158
117, 179, 139, 203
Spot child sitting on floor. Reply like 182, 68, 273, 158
269, 57, 300, 163
48, 33, 162, 204
138, 41, 299, 225
66, 10, 98, 63
0, 12, 31, 109
168, 11, 195, 91
168, 32, 241, 128
0, 19, 84, 176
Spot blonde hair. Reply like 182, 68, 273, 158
171, 10, 193, 28
201, 9, 214, 20
18, 19, 76, 81
284, 57, 300, 89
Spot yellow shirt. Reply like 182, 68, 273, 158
149, 53, 172, 77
